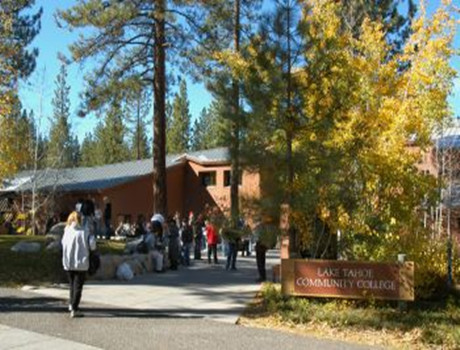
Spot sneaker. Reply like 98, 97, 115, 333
70, 310, 84, 318
68, 305, 72, 312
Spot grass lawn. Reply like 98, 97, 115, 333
239, 284, 460, 350
0, 235, 125, 287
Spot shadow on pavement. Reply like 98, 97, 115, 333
0, 294, 251, 319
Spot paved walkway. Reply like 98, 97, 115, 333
0, 324, 100, 350
0, 250, 378, 350
25, 250, 279, 323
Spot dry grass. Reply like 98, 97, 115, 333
238, 283, 460, 350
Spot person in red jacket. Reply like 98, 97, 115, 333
205, 220, 218, 264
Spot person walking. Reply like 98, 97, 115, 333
61, 211, 96, 318
193, 214, 204, 260
180, 219, 193, 266
224, 228, 240, 271
205, 220, 218, 264
168, 217, 181, 270
254, 221, 276, 283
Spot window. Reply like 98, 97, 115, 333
224, 170, 242, 187
200, 171, 216, 186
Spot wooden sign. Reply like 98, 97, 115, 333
281, 259, 414, 301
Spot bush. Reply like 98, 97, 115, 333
342, 228, 455, 299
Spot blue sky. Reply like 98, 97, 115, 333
18, 0, 460, 141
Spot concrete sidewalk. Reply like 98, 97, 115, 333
0, 324, 101, 349
25, 250, 279, 323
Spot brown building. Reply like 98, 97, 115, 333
0, 148, 261, 231
415, 127, 460, 247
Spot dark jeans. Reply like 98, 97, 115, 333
207, 243, 218, 264
67, 271, 86, 311
241, 239, 250, 256
194, 238, 202, 260
226, 242, 237, 270
182, 242, 192, 266
256, 244, 267, 281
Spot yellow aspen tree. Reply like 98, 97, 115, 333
292, 0, 456, 260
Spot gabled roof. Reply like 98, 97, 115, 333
1, 147, 230, 193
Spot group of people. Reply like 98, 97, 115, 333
61, 203, 273, 318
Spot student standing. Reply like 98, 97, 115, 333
205, 220, 218, 264
61, 211, 96, 318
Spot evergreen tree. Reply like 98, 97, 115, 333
93, 101, 130, 165
1, 0, 42, 80
242, 0, 304, 206
5, 100, 34, 171
47, 63, 74, 168
58, 0, 220, 215
27, 109, 48, 170
80, 133, 97, 167
0, 0, 41, 180
125, 89, 151, 160
340, 0, 416, 54
193, 0, 263, 223
70, 136, 81, 166
166, 80, 191, 154
191, 102, 227, 151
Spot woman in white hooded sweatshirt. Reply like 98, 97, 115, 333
62, 211, 96, 318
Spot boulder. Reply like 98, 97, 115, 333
92, 255, 118, 280
124, 238, 143, 254
116, 262, 134, 280
11, 241, 42, 253
47, 222, 66, 237
125, 258, 143, 276
135, 253, 152, 272
46, 240, 61, 251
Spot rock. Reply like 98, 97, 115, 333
135, 253, 152, 272
11, 241, 42, 253
92, 255, 118, 280
125, 258, 143, 276
48, 222, 66, 237
45, 233, 61, 243
124, 238, 143, 254
116, 262, 134, 280
46, 240, 61, 251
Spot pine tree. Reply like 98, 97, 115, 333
80, 133, 97, 167
0, 0, 41, 180
70, 136, 81, 166
166, 80, 191, 154
191, 102, 227, 151
194, 0, 263, 224
47, 63, 74, 168
341, 0, 416, 54
58, 0, 220, 215
125, 89, 151, 160
93, 101, 130, 165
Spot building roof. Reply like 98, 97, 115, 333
1, 147, 230, 193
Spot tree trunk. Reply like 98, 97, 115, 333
136, 95, 141, 160
286, 0, 294, 205
153, 0, 167, 216
230, 0, 241, 227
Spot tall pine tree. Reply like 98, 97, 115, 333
93, 100, 129, 165
191, 101, 227, 151
80, 132, 97, 167
125, 89, 151, 160
47, 63, 74, 168
58, 0, 221, 215
166, 80, 191, 154
0, 0, 41, 180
